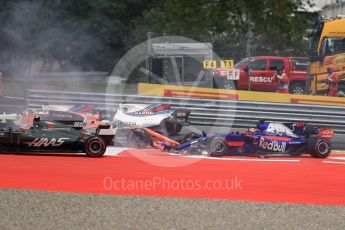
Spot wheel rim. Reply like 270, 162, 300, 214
291, 86, 304, 94
89, 140, 102, 154
213, 140, 226, 153
317, 142, 329, 155
224, 82, 235, 90
338, 89, 345, 97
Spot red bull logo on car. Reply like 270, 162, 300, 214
259, 137, 287, 152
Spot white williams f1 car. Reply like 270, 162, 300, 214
112, 103, 190, 136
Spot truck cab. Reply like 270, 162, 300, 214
309, 17, 345, 96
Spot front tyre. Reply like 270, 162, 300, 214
84, 136, 107, 157
207, 137, 228, 157
307, 137, 331, 158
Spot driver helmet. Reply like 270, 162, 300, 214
248, 128, 256, 133
33, 114, 41, 122
122, 107, 128, 113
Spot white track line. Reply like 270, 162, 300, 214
332, 150, 345, 153
329, 157, 345, 161
104, 147, 129, 156
323, 161, 345, 165
183, 155, 300, 162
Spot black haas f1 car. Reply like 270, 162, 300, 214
151, 121, 335, 158
0, 117, 115, 157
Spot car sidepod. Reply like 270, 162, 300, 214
254, 135, 306, 154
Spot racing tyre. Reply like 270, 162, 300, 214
132, 129, 152, 149
160, 118, 178, 136
175, 124, 183, 134
207, 137, 228, 157
84, 136, 107, 157
307, 137, 331, 158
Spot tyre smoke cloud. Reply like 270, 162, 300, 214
1, 0, 108, 97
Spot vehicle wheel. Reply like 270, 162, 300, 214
289, 82, 305, 94
160, 118, 178, 136
307, 137, 331, 158
182, 132, 202, 143
84, 136, 106, 157
175, 124, 183, 134
223, 81, 236, 90
338, 87, 345, 97
132, 129, 152, 149
207, 137, 228, 157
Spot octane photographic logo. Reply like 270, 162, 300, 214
106, 35, 237, 167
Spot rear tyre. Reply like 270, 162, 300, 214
307, 137, 331, 158
175, 124, 183, 134
84, 136, 106, 157
160, 118, 178, 136
207, 137, 228, 157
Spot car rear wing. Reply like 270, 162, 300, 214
95, 124, 116, 145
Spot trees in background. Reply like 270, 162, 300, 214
0, 0, 316, 76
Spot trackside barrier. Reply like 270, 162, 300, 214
27, 89, 345, 134
138, 83, 345, 107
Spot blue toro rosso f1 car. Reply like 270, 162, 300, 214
152, 121, 335, 158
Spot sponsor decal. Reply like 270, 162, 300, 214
288, 141, 303, 145
228, 69, 240, 80
249, 76, 273, 83
133, 111, 154, 116
28, 138, 70, 147
259, 137, 286, 152
115, 120, 136, 127
50, 112, 73, 120
73, 122, 87, 127
317, 128, 334, 139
